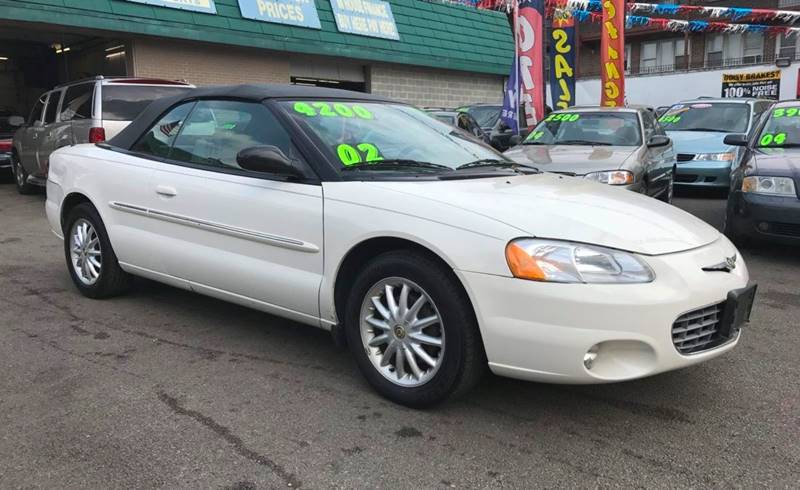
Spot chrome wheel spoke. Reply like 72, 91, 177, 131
411, 343, 437, 368
366, 316, 391, 331
403, 344, 423, 380
409, 332, 442, 347
398, 283, 410, 318
394, 345, 406, 379
405, 295, 427, 323
411, 314, 438, 331
384, 284, 398, 321
370, 296, 391, 321
381, 341, 398, 367
368, 334, 389, 347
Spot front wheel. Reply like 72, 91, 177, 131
63, 203, 132, 298
12, 153, 36, 195
344, 251, 485, 407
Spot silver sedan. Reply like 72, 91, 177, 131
505, 106, 677, 203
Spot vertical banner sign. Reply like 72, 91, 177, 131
517, 0, 545, 128
501, 48, 520, 134
601, 0, 625, 107
549, 13, 576, 110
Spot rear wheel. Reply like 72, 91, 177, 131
345, 251, 485, 407
12, 152, 36, 195
63, 203, 131, 298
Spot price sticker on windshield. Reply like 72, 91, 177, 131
772, 107, 800, 118
528, 131, 545, 140
545, 113, 581, 122
293, 102, 374, 120
337, 143, 383, 166
759, 132, 787, 146
659, 115, 682, 124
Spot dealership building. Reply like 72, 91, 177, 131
0, 0, 513, 116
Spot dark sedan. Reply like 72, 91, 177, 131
724, 100, 800, 245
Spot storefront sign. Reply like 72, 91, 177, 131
722, 70, 781, 100
549, 14, 575, 110
601, 0, 625, 107
238, 0, 321, 29
330, 0, 399, 40
517, 0, 545, 128
125, 0, 217, 14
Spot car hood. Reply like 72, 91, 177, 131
666, 130, 733, 155
504, 145, 638, 174
753, 148, 800, 178
362, 173, 719, 255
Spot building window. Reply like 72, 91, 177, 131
639, 39, 685, 74
706, 33, 764, 68
777, 33, 799, 60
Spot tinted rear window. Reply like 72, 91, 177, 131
102, 85, 190, 121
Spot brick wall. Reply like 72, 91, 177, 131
131, 38, 290, 86
370, 64, 504, 107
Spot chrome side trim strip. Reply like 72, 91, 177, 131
109, 201, 319, 253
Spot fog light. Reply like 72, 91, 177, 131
583, 345, 600, 370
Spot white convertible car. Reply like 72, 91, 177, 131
46, 85, 756, 407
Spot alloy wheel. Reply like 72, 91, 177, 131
359, 277, 445, 387
13, 158, 25, 187
69, 219, 102, 285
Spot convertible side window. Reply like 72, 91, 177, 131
169, 99, 305, 171
131, 102, 195, 159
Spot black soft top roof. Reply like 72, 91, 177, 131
109, 83, 395, 149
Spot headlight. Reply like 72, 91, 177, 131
584, 170, 635, 185
505, 239, 655, 284
693, 152, 735, 162
742, 176, 797, 196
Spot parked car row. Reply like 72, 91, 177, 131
38, 83, 757, 407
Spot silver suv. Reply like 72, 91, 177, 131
11, 76, 193, 194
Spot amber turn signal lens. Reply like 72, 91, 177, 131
505, 242, 546, 281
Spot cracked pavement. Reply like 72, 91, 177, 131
0, 179, 798, 488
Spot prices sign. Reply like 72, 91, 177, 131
601, 0, 625, 107
722, 70, 781, 100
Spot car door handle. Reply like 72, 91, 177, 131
155, 185, 177, 197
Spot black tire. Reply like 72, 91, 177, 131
63, 203, 131, 298
12, 152, 37, 195
723, 208, 750, 249
344, 250, 485, 408
658, 168, 675, 204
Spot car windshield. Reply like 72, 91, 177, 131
523, 111, 642, 146
659, 102, 750, 133
281, 101, 504, 172
102, 85, 191, 121
755, 105, 800, 148
461, 105, 501, 128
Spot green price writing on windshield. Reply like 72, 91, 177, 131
337, 143, 383, 166
759, 132, 787, 146
545, 113, 580, 122
772, 107, 800, 118
293, 102, 374, 120
659, 115, 681, 124
531, 131, 545, 140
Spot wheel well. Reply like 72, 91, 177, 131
60, 193, 94, 232
333, 237, 474, 331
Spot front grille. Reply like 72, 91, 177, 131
768, 221, 800, 238
677, 153, 695, 162
672, 302, 727, 354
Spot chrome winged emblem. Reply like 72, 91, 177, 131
703, 254, 737, 273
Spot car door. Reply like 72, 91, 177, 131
35, 88, 65, 176
143, 99, 324, 322
641, 110, 673, 196
18, 93, 48, 175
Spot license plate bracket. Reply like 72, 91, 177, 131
719, 283, 757, 338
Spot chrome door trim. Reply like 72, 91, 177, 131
109, 201, 319, 253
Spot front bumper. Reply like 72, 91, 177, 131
675, 161, 731, 188
0, 152, 10, 169
728, 190, 800, 244
457, 237, 750, 384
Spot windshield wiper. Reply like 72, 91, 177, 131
340, 159, 453, 172
456, 159, 539, 172
681, 128, 727, 133
558, 140, 614, 146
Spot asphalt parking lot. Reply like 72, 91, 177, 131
0, 177, 797, 489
